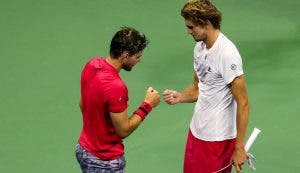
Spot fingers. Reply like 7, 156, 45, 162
231, 147, 247, 173
146, 88, 179, 106
233, 161, 243, 173
163, 89, 174, 96
147, 87, 159, 95
163, 89, 178, 105
234, 163, 241, 173
163, 91, 173, 100
147, 87, 154, 92
164, 97, 174, 104
163, 90, 175, 98
145, 87, 160, 108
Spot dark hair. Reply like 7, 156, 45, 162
181, 0, 222, 29
110, 27, 149, 58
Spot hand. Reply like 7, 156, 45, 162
144, 87, 160, 108
231, 145, 247, 173
163, 89, 180, 105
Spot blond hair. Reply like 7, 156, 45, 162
181, 0, 222, 29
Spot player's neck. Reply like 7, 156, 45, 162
106, 56, 122, 72
205, 29, 220, 49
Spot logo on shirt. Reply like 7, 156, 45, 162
207, 67, 211, 72
230, 64, 237, 70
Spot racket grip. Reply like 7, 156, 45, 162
245, 128, 261, 152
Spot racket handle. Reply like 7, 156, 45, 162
245, 128, 261, 152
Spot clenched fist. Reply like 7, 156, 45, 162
163, 89, 181, 105
144, 87, 160, 108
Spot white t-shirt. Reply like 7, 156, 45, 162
190, 33, 244, 141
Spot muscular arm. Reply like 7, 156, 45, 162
230, 75, 249, 171
110, 87, 160, 139
110, 110, 143, 139
80, 96, 144, 139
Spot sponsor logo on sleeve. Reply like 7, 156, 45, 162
230, 64, 237, 70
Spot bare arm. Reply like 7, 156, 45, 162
163, 72, 199, 104
230, 75, 249, 172
110, 87, 160, 138
110, 110, 143, 138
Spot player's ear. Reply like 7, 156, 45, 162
204, 20, 211, 29
120, 51, 129, 62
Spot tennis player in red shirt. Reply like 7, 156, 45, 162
75, 27, 160, 173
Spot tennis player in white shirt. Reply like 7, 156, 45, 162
163, 0, 249, 172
